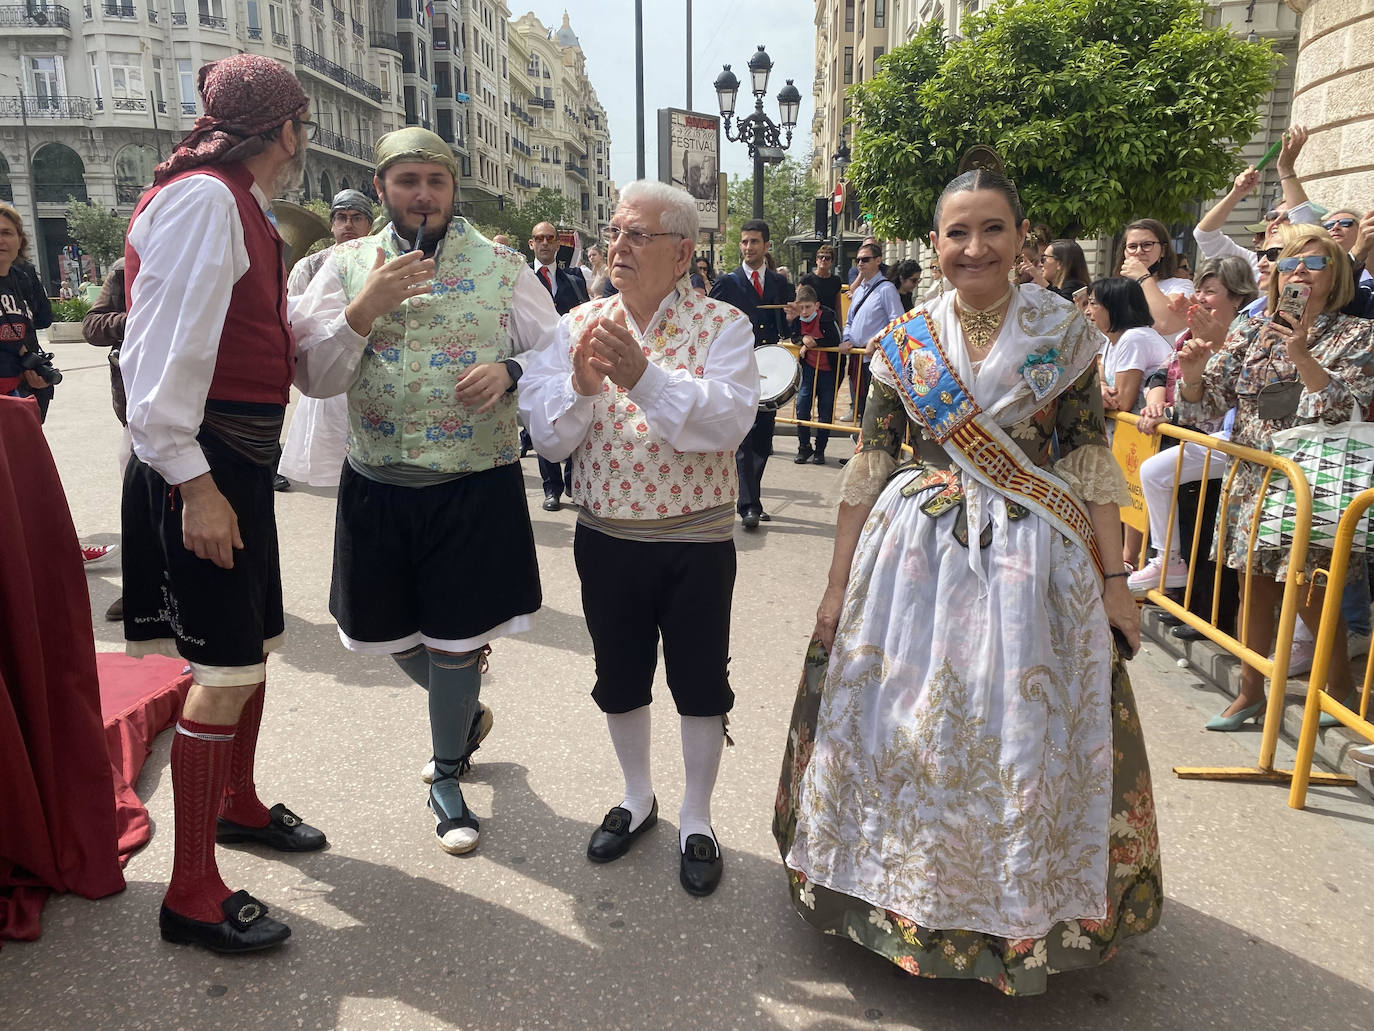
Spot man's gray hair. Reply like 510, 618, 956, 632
617, 179, 699, 240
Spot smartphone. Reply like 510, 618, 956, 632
1072, 286, 1087, 304
1274, 282, 1311, 330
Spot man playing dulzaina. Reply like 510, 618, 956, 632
292, 128, 558, 854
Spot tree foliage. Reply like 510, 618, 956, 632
64, 199, 129, 272
464, 188, 579, 253
847, 0, 1281, 239
717, 154, 819, 274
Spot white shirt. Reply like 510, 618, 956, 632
288, 240, 560, 404
123, 175, 310, 485
1101, 325, 1174, 414
1192, 200, 1318, 278
518, 287, 760, 462
533, 260, 557, 289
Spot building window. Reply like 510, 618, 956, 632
857, 58, 863, 83
109, 52, 145, 101
845, 0, 854, 31
874, 0, 885, 28
152, 57, 163, 106
177, 58, 195, 114
433, 13, 448, 49
88, 54, 102, 105
843, 47, 853, 85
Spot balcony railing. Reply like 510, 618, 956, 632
309, 0, 320, 8
293, 44, 382, 102
0, 94, 92, 119
370, 31, 399, 51
199, 12, 224, 28
113, 95, 146, 111
146, 4, 154, 21
566, 164, 587, 180
115, 180, 144, 204
351, 16, 361, 36
247, 24, 261, 39
103, 1, 134, 15
0, 4, 72, 28
273, 30, 287, 45
316, 126, 367, 160
171, 10, 185, 23
181, 100, 195, 114
331, 7, 342, 25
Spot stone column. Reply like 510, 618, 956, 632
1286, 0, 1374, 205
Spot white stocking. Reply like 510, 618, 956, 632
606, 706, 654, 831
679, 714, 725, 851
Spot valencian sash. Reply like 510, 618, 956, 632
873, 308, 1107, 584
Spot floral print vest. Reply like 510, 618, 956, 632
569, 287, 738, 518
335, 218, 525, 471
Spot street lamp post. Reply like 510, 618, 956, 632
713, 45, 801, 219
831, 134, 851, 276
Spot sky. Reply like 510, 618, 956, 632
515, 1, 818, 186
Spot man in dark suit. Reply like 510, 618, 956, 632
708, 218, 795, 528
528, 220, 590, 510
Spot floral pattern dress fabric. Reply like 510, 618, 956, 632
775, 286, 1162, 996
1173, 312, 1374, 581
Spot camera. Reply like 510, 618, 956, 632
20, 348, 63, 386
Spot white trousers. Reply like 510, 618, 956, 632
1140, 439, 1227, 560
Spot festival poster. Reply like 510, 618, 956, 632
657, 108, 721, 231
1111, 419, 1162, 534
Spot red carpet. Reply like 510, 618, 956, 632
98, 653, 193, 865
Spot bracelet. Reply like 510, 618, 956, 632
1280, 173, 1298, 181
1135, 274, 1151, 284
1104, 571, 1130, 581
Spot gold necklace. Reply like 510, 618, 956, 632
955, 286, 1013, 354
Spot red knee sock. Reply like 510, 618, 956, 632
219, 683, 271, 828
164, 718, 236, 922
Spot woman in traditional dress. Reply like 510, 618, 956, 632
774, 168, 1162, 996
1172, 225, 1374, 731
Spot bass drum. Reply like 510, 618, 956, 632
755, 344, 801, 412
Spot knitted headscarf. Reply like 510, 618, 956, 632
153, 55, 309, 184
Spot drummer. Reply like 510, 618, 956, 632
518, 179, 759, 895
841, 240, 905, 428
709, 219, 795, 529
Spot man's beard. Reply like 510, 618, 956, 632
272, 139, 308, 197
381, 197, 452, 246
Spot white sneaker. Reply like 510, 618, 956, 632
1279, 636, 1315, 677
1127, 555, 1189, 595
1348, 633, 1372, 660
1350, 744, 1374, 770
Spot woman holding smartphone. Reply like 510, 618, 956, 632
1020, 238, 1091, 302
1173, 225, 1374, 731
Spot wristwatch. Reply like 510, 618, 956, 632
503, 358, 523, 393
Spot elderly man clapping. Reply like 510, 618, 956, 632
519, 180, 758, 896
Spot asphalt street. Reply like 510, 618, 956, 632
3, 334, 1373, 1030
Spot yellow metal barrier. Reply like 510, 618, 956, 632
1105, 412, 1354, 787
771, 343, 865, 440
1289, 488, 1374, 808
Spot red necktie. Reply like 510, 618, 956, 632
539, 266, 553, 294
752, 269, 762, 297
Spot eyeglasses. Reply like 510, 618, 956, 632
1323, 218, 1357, 231
1276, 255, 1332, 273
332, 211, 371, 225
1254, 246, 1281, 262
856, 255, 876, 264
296, 119, 319, 142
602, 224, 683, 248
1123, 240, 1160, 252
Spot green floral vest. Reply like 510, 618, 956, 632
334, 218, 525, 472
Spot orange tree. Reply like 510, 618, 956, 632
847, 0, 1280, 238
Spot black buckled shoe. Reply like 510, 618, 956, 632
679, 833, 723, 897
586, 797, 657, 863
159, 890, 291, 953
217, 803, 327, 852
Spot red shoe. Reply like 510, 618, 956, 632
81, 543, 118, 565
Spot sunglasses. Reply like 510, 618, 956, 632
1323, 218, 1357, 231
1264, 209, 1290, 224
1276, 255, 1331, 273
856, 256, 876, 264
1254, 246, 1281, 262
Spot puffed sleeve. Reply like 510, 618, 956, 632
837, 375, 907, 508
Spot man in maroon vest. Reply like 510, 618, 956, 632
120, 54, 333, 954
